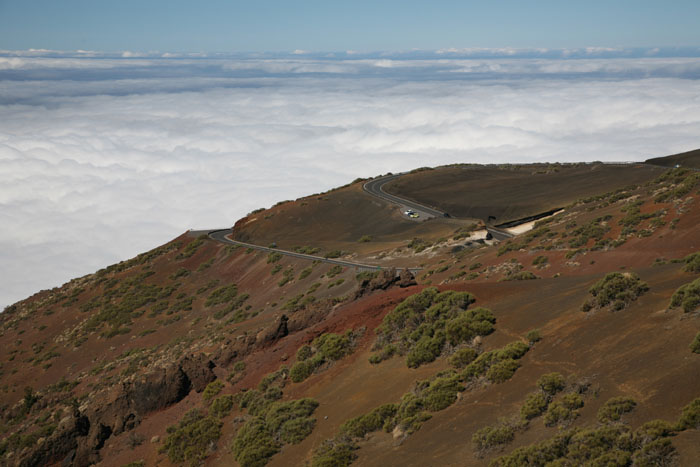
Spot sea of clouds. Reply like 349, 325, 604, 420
2, 47, 700, 307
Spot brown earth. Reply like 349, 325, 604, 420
1, 158, 699, 467
383, 163, 665, 224
647, 148, 700, 169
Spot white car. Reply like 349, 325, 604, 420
404, 209, 415, 216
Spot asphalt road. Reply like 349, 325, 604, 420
363, 174, 443, 220
206, 229, 422, 274
363, 174, 514, 240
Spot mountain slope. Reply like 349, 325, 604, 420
1, 159, 699, 467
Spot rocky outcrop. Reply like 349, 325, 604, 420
18, 353, 216, 466
354, 268, 416, 298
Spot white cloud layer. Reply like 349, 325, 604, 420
2, 52, 700, 307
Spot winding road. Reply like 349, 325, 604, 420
201, 171, 520, 271
362, 174, 514, 241
204, 229, 422, 274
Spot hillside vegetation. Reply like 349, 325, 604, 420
1, 152, 699, 466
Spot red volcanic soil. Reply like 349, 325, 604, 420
2, 160, 700, 467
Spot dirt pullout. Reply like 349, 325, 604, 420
384, 163, 664, 224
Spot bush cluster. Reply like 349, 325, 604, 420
690, 332, 700, 354
311, 340, 531, 467
162, 408, 222, 466
493, 397, 700, 467
176, 236, 206, 259
597, 396, 637, 423
472, 418, 521, 452
544, 393, 584, 427
202, 380, 224, 401
407, 237, 432, 253
290, 331, 356, 383
654, 169, 700, 203
232, 398, 319, 466
370, 288, 496, 368
582, 272, 649, 312
682, 251, 700, 273
500, 271, 538, 282
670, 277, 700, 313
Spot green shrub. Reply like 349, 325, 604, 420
357, 235, 372, 243
544, 397, 581, 427
408, 238, 431, 253
501, 271, 538, 281
597, 396, 637, 423
326, 265, 344, 278
582, 272, 649, 312
290, 361, 315, 383
162, 408, 222, 466
521, 392, 549, 420
231, 417, 279, 467
314, 332, 354, 361
340, 404, 398, 438
632, 438, 677, 466
406, 334, 445, 368
265, 398, 319, 444
497, 341, 530, 360
525, 329, 542, 344
486, 359, 521, 383
324, 250, 343, 259
267, 252, 282, 263
677, 397, 700, 430
532, 255, 549, 267
372, 288, 492, 368
298, 267, 313, 280
690, 333, 700, 354
233, 398, 319, 466
296, 344, 313, 361
635, 419, 676, 441
202, 380, 224, 401
537, 373, 565, 395
205, 284, 239, 307
472, 421, 516, 451
311, 440, 358, 467
209, 395, 234, 418
177, 237, 206, 259
448, 348, 478, 368
277, 268, 294, 287
670, 277, 700, 313
421, 375, 462, 411
682, 252, 700, 273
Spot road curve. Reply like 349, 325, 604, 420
363, 174, 444, 219
207, 229, 422, 274
363, 174, 514, 240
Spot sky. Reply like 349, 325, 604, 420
1, 3, 700, 308
1, 1, 700, 52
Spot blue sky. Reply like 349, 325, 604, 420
1, 0, 700, 52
